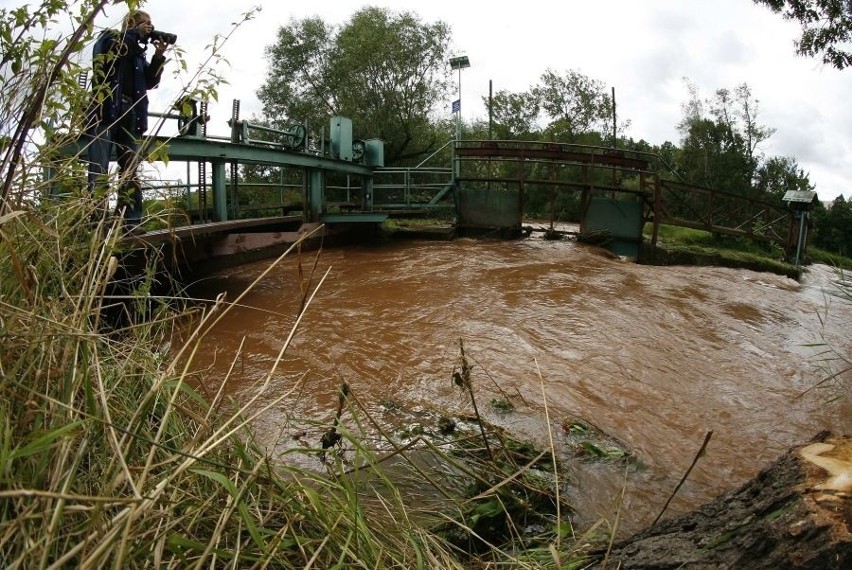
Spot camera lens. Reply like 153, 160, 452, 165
149, 30, 177, 45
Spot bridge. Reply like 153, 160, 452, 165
59, 99, 807, 275
451, 140, 805, 257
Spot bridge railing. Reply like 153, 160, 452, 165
455, 139, 655, 171
655, 179, 793, 246
372, 166, 454, 210
451, 139, 656, 200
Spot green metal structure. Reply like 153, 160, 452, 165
62, 99, 389, 227
56, 100, 808, 266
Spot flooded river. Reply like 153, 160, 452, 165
185, 231, 852, 536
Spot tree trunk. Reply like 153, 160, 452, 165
593, 432, 851, 568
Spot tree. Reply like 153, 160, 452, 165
753, 155, 814, 200
753, 0, 852, 69
0, 0, 109, 206
484, 69, 621, 143
812, 195, 852, 255
676, 81, 775, 195
534, 69, 618, 141
709, 84, 776, 180
257, 8, 452, 165
678, 117, 754, 192
486, 91, 540, 139
656, 141, 684, 180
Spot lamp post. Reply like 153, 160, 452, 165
449, 55, 470, 142
449, 55, 469, 179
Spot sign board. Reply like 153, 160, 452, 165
782, 190, 817, 204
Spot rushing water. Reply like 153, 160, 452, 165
185, 230, 851, 536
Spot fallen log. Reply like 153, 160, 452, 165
593, 432, 851, 568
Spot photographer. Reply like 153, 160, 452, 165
85, 10, 171, 234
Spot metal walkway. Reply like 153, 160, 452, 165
59, 100, 804, 270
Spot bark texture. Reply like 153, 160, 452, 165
594, 432, 851, 569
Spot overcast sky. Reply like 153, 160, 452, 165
53, 1, 852, 200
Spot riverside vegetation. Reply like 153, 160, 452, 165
0, 2, 622, 565
640, 223, 852, 281
0, 4, 594, 562
3, 1, 850, 567
0, 205, 611, 566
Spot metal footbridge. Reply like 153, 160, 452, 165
59, 98, 808, 273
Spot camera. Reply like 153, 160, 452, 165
148, 30, 177, 45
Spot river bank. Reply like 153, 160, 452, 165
3, 210, 849, 566
381, 218, 826, 280
639, 242, 803, 280
597, 432, 852, 568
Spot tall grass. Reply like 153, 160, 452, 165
0, 195, 461, 567
800, 267, 852, 401
0, 205, 597, 566
807, 246, 852, 271
0, 2, 600, 567
646, 223, 787, 257
647, 223, 852, 271
643, 223, 803, 279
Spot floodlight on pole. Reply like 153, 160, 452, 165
449, 55, 470, 70
449, 55, 470, 142
449, 55, 470, 180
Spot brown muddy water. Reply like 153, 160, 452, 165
184, 230, 851, 537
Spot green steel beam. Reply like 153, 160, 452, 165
320, 213, 388, 223
309, 169, 324, 222
212, 160, 227, 221
147, 136, 374, 176
58, 136, 374, 175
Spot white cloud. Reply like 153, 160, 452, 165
84, 0, 851, 200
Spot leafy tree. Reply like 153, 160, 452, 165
709, 84, 775, 181
678, 117, 754, 192
812, 195, 852, 255
753, 155, 813, 200
676, 81, 774, 195
0, 0, 109, 206
753, 0, 852, 68
257, 7, 452, 165
487, 91, 540, 139
485, 69, 621, 143
534, 69, 618, 141
656, 141, 684, 180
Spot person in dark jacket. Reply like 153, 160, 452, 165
86, 10, 168, 232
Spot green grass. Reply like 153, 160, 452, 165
647, 224, 786, 256
0, 199, 599, 568
647, 224, 852, 271
806, 246, 852, 271
643, 224, 804, 279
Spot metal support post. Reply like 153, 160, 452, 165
308, 168, 324, 222
212, 160, 227, 222
361, 177, 374, 211
794, 211, 807, 266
